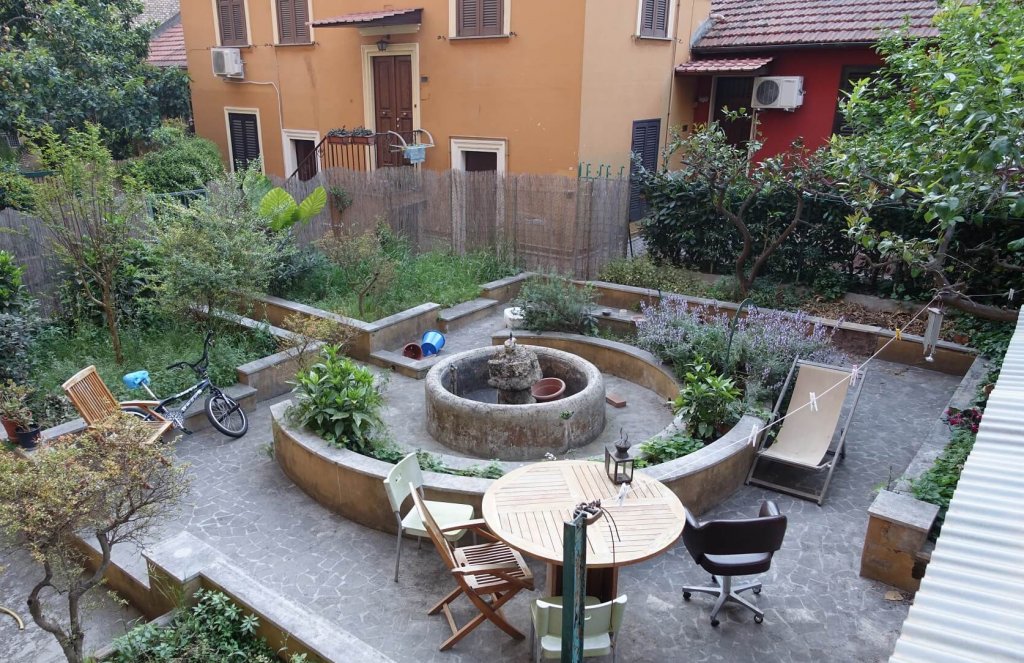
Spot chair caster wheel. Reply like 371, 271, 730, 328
754, 614, 764, 624
683, 592, 691, 601
710, 618, 720, 627
753, 586, 762, 595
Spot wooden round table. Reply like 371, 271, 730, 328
482, 460, 686, 601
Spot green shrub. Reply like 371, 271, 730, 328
0, 250, 26, 312
635, 432, 704, 468
515, 275, 597, 335
290, 345, 385, 452
0, 251, 39, 383
672, 358, 741, 441
111, 589, 282, 663
56, 238, 159, 328
0, 160, 34, 211
125, 123, 223, 194
911, 427, 976, 537
597, 256, 709, 296
950, 315, 1015, 359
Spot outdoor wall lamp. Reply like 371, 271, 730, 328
377, 37, 390, 51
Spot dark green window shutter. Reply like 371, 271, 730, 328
628, 118, 661, 221
228, 112, 260, 171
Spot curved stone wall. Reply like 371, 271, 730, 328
424, 346, 606, 461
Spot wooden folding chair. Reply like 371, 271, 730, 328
411, 487, 534, 651
745, 358, 866, 505
62, 366, 172, 445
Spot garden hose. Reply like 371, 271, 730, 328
0, 604, 25, 630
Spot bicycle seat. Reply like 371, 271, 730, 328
122, 371, 151, 390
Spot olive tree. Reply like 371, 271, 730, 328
0, 416, 191, 663
833, 0, 1023, 321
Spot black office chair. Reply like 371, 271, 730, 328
680, 500, 787, 626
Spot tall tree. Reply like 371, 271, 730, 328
833, 0, 1023, 321
32, 124, 142, 363
0, 0, 180, 156
0, 415, 191, 663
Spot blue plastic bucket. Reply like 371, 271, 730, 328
421, 330, 446, 356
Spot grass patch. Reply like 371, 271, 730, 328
285, 249, 518, 321
28, 319, 277, 404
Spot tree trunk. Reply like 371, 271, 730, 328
938, 291, 1019, 322
100, 284, 123, 364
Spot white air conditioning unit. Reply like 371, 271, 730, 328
211, 47, 244, 78
751, 76, 803, 110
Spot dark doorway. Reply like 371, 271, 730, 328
373, 55, 413, 167
463, 150, 498, 247
464, 150, 497, 172
711, 76, 754, 147
294, 138, 317, 181
628, 118, 660, 222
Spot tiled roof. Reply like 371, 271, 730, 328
676, 56, 773, 74
148, 23, 186, 68
136, 0, 179, 29
694, 0, 939, 51
311, 8, 423, 28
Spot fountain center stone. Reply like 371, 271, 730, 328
487, 336, 542, 405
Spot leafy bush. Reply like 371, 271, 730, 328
911, 427, 976, 537
318, 230, 398, 318
950, 315, 1014, 359
672, 359, 741, 441
290, 345, 385, 452
635, 432, 704, 468
597, 256, 709, 296
515, 275, 597, 335
0, 160, 34, 211
56, 238, 158, 327
0, 251, 40, 382
125, 123, 223, 194
112, 589, 282, 663
634, 298, 734, 374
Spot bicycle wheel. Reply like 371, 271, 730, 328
204, 393, 248, 438
121, 406, 157, 421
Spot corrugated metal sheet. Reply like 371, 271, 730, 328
889, 312, 1024, 663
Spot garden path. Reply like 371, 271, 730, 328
0, 312, 962, 662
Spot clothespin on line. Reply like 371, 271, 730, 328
1009, 288, 1016, 302
747, 424, 760, 448
809, 392, 820, 412
894, 328, 902, 342
850, 364, 860, 387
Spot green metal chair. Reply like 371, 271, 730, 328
383, 452, 474, 582
530, 594, 628, 662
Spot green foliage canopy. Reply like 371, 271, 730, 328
125, 123, 224, 194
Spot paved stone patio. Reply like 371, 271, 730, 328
0, 315, 961, 662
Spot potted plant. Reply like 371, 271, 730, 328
326, 127, 352, 145
349, 126, 375, 145
671, 358, 742, 442
0, 380, 40, 449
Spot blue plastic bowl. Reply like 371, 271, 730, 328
421, 330, 446, 356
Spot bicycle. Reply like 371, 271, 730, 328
120, 331, 249, 438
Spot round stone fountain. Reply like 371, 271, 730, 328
424, 343, 606, 461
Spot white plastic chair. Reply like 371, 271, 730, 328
530, 595, 628, 662
383, 452, 474, 582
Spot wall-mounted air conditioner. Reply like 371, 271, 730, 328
211, 47, 244, 78
751, 76, 803, 110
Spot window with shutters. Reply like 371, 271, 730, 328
456, 0, 504, 37
216, 0, 248, 46
276, 0, 311, 45
638, 0, 670, 39
226, 111, 261, 172
628, 119, 661, 222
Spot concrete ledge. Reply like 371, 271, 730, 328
272, 401, 491, 534
368, 348, 442, 379
438, 297, 499, 333
861, 490, 939, 593
364, 302, 442, 354
480, 272, 532, 302
237, 344, 322, 400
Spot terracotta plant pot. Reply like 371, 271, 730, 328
1, 417, 18, 440
531, 377, 566, 403
350, 135, 374, 145
327, 135, 352, 145
14, 425, 40, 450
402, 343, 423, 360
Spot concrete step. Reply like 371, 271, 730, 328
369, 349, 442, 379
437, 297, 500, 333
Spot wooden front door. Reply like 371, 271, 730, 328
373, 55, 413, 167
712, 76, 755, 147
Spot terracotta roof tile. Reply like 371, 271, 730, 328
676, 56, 773, 74
148, 23, 186, 68
311, 8, 422, 27
695, 0, 939, 51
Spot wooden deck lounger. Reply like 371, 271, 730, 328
745, 359, 866, 505
62, 366, 172, 445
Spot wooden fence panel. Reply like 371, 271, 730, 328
0, 209, 62, 311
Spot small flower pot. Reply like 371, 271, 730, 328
14, 425, 40, 450
531, 377, 566, 403
421, 330, 446, 356
402, 343, 423, 360
1, 417, 19, 440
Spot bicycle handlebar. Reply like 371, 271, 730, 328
166, 332, 215, 374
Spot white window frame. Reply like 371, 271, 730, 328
448, 0, 512, 39
282, 129, 321, 179
211, 0, 253, 47
270, 0, 315, 46
635, 0, 677, 41
224, 107, 264, 173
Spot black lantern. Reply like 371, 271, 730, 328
604, 430, 635, 485
376, 36, 390, 51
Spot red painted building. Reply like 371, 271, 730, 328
676, 0, 938, 158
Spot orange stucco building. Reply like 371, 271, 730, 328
181, 0, 709, 182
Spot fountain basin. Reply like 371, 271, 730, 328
425, 346, 605, 461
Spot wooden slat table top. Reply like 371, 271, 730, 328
481, 460, 686, 568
